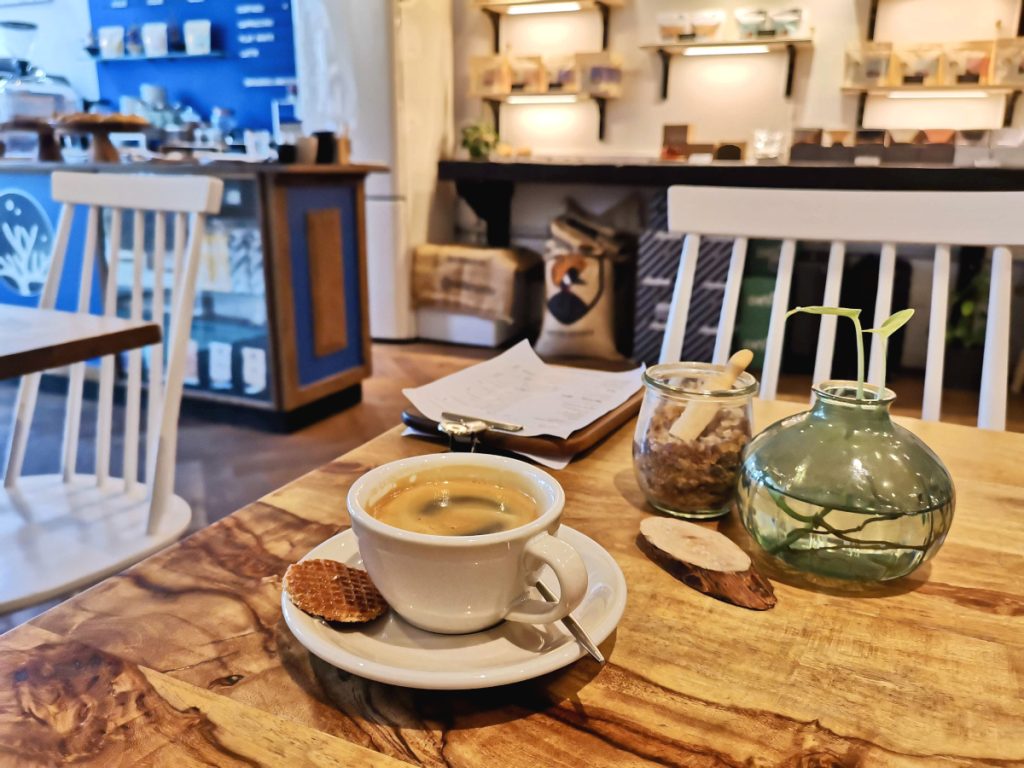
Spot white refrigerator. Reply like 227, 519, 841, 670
293, 0, 455, 340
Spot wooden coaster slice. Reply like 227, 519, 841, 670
284, 559, 389, 623
638, 517, 776, 611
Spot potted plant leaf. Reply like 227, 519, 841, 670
460, 121, 498, 161
737, 305, 955, 582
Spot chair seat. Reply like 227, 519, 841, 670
0, 474, 191, 612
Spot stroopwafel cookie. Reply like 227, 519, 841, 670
284, 559, 388, 623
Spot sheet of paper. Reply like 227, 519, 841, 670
400, 427, 573, 471
403, 340, 643, 440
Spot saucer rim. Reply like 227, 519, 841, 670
281, 525, 627, 690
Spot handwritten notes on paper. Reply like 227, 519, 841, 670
403, 341, 643, 440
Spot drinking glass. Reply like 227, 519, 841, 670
753, 129, 785, 161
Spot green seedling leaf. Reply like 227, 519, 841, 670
786, 305, 862, 320
865, 308, 915, 338
786, 304, 866, 399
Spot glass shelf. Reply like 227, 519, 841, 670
91, 51, 224, 63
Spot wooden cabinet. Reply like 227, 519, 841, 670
0, 163, 380, 429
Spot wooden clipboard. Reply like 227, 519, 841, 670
401, 391, 642, 460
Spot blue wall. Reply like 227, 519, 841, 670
88, 0, 296, 130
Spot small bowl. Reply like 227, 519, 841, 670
770, 8, 802, 36
690, 10, 723, 39
735, 8, 769, 38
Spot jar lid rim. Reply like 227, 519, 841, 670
643, 362, 759, 398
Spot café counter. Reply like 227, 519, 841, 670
439, 158, 1024, 245
0, 161, 381, 429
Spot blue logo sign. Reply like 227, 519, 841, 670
0, 189, 53, 298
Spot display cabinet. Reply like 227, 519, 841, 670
0, 162, 379, 429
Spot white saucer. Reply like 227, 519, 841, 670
282, 526, 627, 690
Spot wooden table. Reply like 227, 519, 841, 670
1, 400, 1021, 766
0, 305, 160, 379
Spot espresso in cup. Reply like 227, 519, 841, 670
368, 469, 538, 536
349, 454, 588, 634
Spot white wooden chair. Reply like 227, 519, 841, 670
0, 171, 224, 611
661, 185, 1019, 431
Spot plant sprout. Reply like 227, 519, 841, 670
786, 306, 915, 400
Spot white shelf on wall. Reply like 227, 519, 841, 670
844, 85, 1022, 127
475, 0, 624, 11
482, 91, 616, 139
641, 38, 813, 99
475, 0, 624, 53
842, 85, 1014, 95
90, 50, 225, 63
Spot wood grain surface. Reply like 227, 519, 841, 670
1, 399, 1022, 767
0, 305, 160, 379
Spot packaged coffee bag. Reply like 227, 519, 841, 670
534, 213, 624, 360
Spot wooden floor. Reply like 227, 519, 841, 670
0, 340, 1020, 632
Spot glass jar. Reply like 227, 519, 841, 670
633, 363, 757, 520
738, 381, 955, 582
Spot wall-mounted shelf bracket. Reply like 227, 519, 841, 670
484, 94, 610, 141
856, 91, 868, 128
657, 48, 671, 100
595, 95, 608, 139
486, 97, 502, 134
1004, 90, 1021, 127
784, 43, 797, 97
597, 1, 611, 50
485, 8, 501, 54
867, 0, 879, 41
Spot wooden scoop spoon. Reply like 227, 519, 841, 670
668, 349, 754, 442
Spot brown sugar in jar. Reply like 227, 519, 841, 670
633, 363, 757, 520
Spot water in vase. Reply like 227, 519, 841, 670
737, 479, 954, 581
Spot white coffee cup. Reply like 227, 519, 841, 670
348, 453, 588, 634
98, 26, 124, 59
183, 19, 212, 56
142, 22, 168, 58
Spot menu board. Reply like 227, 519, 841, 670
88, 0, 296, 130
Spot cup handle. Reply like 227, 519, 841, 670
504, 533, 588, 624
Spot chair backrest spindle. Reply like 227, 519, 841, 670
810, 240, 847, 390
659, 234, 701, 364
145, 211, 167, 487
95, 206, 123, 487
60, 205, 100, 481
663, 185, 1021, 430
712, 237, 748, 365
170, 211, 187, 309
121, 209, 146, 491
759, 238, 797, 401
867, 242, 898, 388
922, 244, 952, 422
979, 246, 1014, 430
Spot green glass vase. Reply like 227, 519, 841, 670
737, 381, 955, 581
